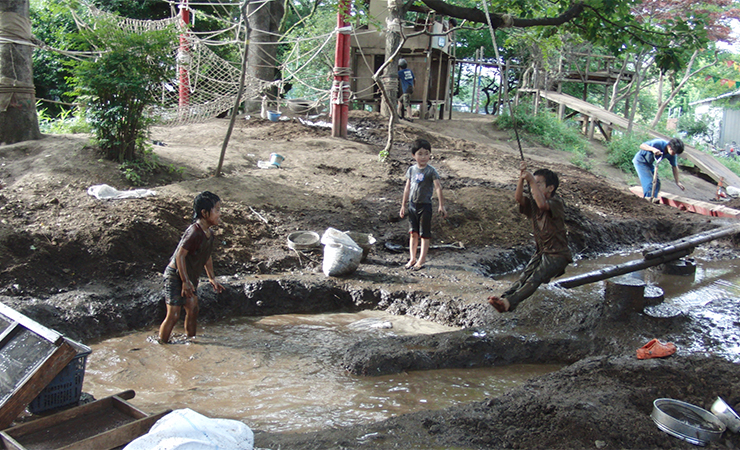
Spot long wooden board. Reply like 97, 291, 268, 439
520, 89, 740, 188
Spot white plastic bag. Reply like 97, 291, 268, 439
321, 228, 363, 277
87, 184, 156, 199
123, 408, 254, 450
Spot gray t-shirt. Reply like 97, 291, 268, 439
405, 164, 440, 204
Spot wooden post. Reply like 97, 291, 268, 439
422, 49, 433, 120
604, 277, 645, 321
447, 57, 455, 120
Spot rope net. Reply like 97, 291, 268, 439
86, 6, 275, 126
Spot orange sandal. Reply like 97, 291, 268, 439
636, 339, 676, 359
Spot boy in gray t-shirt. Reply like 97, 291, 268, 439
399, 139, 447, 270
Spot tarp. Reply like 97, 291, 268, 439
123, 408, 254, 450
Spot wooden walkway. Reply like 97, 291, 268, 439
520, 89, 740, 188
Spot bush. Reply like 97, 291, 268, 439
606, 132, 650, 174
494, 105, 592, 170
68, 18, 176, 162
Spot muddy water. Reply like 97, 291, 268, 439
527, 248, 740, 360
84, 311, 559, 433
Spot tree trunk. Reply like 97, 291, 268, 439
0, 0, 41, 144
380, 1, 403, 118
246, 0, 284, 112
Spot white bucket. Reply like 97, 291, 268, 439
270, 153, 285, 167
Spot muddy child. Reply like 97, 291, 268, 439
399, 138, 447, 271
488, 162, 571, 312
159, 191, 225, 343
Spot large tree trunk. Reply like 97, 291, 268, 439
0, 0, 41, 144
246, 0, 284, 112
380, 0, 403, 118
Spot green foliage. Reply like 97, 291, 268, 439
494, 105, 592, 169
716, 156, 740, 178
606, 132, 650, 173
68, 18, 176, 162
36, 103, 90, 134
120, 146, 184, 186
31, 0, 78, 117
678, 113, 711, 141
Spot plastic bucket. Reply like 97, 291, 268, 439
267, 110, 281, 122
270, 153, 285, 167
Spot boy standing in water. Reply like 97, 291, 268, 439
159, 191, 224, 343
488, 162, 571, 313
400, 138, 447, 270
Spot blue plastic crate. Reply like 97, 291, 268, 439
28, 339, 91, 414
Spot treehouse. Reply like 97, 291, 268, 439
350, 1, 455, 119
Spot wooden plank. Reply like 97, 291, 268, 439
0, 322, 20, 348
57, 410, 171, 450
0, 432, 25, 450
3, 392, 135, 438
0, 303, 63, 346
0, 340, 77, 430
520, 89, 740, 188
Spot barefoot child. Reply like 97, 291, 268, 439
159, 191, 225, 343
399, 138, 447, 270
488, 162, 571, 312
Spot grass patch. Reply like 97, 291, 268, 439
495, 106, 592, 170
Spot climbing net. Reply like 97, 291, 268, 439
80, 5, 282, 126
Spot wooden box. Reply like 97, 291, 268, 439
0, 391, 169, 450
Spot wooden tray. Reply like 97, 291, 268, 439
0, 391, 170, 450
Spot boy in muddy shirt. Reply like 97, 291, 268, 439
159, 191, 225, 343
487, 162, 571, 312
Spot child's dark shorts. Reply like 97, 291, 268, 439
408, 202, 433, 239
164, 265, 188, 307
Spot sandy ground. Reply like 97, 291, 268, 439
1, 110, 740, 449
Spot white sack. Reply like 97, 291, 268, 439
123, 408, 254, 450
321, 228, 362, 277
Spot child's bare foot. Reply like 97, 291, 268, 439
411, 263, 425, 271
487, 296, 510, 313
404, 259, 417, 269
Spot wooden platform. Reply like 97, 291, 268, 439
629, 186, 740, 219
520, 89, 740, 189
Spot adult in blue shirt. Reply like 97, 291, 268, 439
397, 58, 414, 121
633, 138, 685, 198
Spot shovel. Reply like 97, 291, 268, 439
649, 155, 663, 203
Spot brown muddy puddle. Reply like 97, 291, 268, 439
521, 248, 740, 359
84, 311, 560, 433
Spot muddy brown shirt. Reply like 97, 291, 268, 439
520, 195, 572, 262
167, 222, 215, 286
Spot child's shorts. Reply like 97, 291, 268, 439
408, 202, 433, 239
163, 265, 192, 306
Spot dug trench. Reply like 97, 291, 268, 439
1, 111, 740, 449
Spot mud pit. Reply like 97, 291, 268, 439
1, 111, 740, 449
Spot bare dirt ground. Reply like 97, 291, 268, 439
1, 110, 740, 449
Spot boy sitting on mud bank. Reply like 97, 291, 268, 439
399, 138, 447, 271
159, 191, 225, 343
488, 162, 571, 312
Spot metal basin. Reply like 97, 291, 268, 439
651, 398, 725, 446
710, 397, 740, 433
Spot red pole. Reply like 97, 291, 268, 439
332, 0, 351, 138
178, 1, 191, 111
